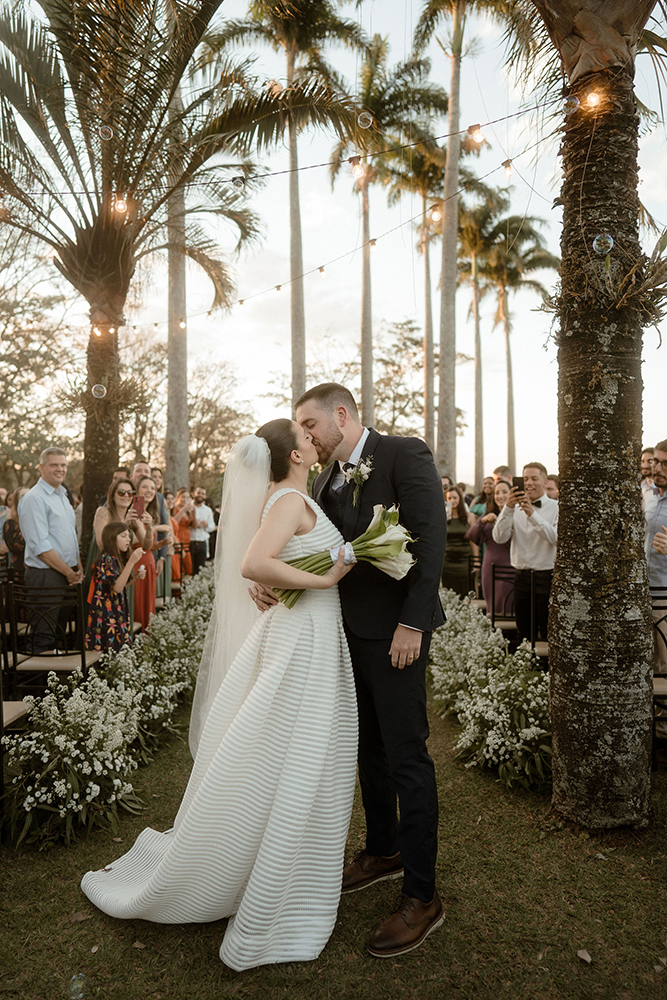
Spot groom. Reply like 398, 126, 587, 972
261, 382, 446, 957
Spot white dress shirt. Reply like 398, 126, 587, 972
330, 427, 370, 491
188, 502, 216, 542
492, 493, 558, 570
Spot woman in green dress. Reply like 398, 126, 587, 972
441, 485, 478, 596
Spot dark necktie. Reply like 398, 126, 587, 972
533, 499, 542, 508
333, 462, 355, 495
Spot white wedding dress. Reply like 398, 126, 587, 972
81, 489, 358, 971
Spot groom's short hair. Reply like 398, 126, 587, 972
295, 383, 359, 419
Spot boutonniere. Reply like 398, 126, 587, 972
344, 455, 374, 507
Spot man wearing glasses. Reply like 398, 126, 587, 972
644, 442, 667, 740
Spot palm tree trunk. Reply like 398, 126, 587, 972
435, 0, 465, 476
550, 66, 653, 827
165, 182, 189, 491
81, 321, 120, 554
472, 254, 483, 492
164, 75, 189, 492
423, 213, 435, 451
287, 47, 306, 411
499, 286, 516, 471
360, 173, 374, 426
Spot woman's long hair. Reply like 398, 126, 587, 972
107, 478, 134, 522
447, 486, 469, 524
136, 477, 160, 523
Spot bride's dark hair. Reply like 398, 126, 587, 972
256, 419, 298, 482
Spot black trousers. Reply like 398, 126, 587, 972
344, 627, 438, 903
514, 569, 553, 642
24, 566, 74, 653
190, 540, 207, 576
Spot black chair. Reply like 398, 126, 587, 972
5, 582, 100, 698
490, 564, 516, 631
468, 554, 483, 599
171, 542, 191, 598
652, 587, 667, 767
529, 570, 550, 660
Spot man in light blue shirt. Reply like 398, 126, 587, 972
18, 447, 82, 652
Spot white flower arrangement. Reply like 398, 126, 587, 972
2, 567, 216, 847
429, 590, 552, 790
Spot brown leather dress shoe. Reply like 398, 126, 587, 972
367, 891, 444, 957
341, 850, 403, 894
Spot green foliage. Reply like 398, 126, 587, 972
2, 568, 215, 848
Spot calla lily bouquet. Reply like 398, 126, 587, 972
274, 505, 416, 609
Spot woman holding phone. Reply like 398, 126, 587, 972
132, 477, 159, 630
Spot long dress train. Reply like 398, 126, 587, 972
81, 489, 358, 971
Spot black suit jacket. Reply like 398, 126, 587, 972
312, 429, 446, 640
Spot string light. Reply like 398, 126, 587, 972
93, 327, 101, 336
109, 327, 115, 333
586, 91, 601, 108
318, 266, 326, 278
179, 319, 186, 329
238, 299, 244, 306
113, 197, 127, 213
231, 176, 245, 189
275, 285, 281, 294
348, 155, 364, 178
502, 159, 513, 177
467, 124, 485, 143
153, 323, 158, 330
430, 205, 442, 222
369, 238, 377, 252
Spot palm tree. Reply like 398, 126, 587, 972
331, 36, 448, 425
481, 220, 559, 472
520, 0, 667, 828
0, 0, 359, 547
201, 0, 366, 411
414, 0, 512, 476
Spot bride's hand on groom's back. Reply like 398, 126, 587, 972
248, 582, 279, 612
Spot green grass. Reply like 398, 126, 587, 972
2, 696, 667, 1000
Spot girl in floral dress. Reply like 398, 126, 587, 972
86, 522, 146, 652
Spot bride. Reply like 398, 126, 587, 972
81, 419, 358, 971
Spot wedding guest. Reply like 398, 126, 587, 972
92, 479, 152, 552
189, 486, 215, 574
493, 465, 513, 486
17, 447, 83, 652
151, 467, 164, 492
470, 477, 494, 518
642, 448, 655, 493
441, 486, 476, 596
86, 522, 146, 652
545, 475, 559, 500
0, 487, 7, 506
172, 488, 194, 579
3, 487, 28, 583
492, 462, 558, 642
441, 475, 454, 492
465, 481, 514, 615
644, 440, 667, 681
132, 461, 169, 576
113, 467, 130, 484
133, 477, 160, 629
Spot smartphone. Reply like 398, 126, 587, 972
132, 496, 145, 518
512, 476, 525, 493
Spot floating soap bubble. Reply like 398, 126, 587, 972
592, 233, 614, 255
67, 973, 88, 999
99, 125, 113, 140
564, 95, 579, 114
231, 176, 245, 189
358, 111, 373, 129
91, 384, 107, 399
467, 591, 476, 601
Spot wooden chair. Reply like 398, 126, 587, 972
490, 564, 517, 631
4, 581, 100, 698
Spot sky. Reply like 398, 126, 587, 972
59, 1, 667, 484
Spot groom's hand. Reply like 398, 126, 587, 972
389, 624, 423, 669
248, 582, 279, 612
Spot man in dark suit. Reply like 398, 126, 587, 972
297, 383, 446, 957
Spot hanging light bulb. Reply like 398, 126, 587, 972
318, 266, 326, 278
430, 205, 442, 222
276, 285, 281, 294
348, 155, 364, 178
238, 299, 244, 307
586, 91, 601, 107
93, 327, 101, 336
153, 323, 159, 331
369, 238, 377, 252
502, 159, 513, 177
231, 175, 245, 189
179, 319, 186, 329
467, 124, 485, 143
113, 197, 127, 213
109, 327, 115, 334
